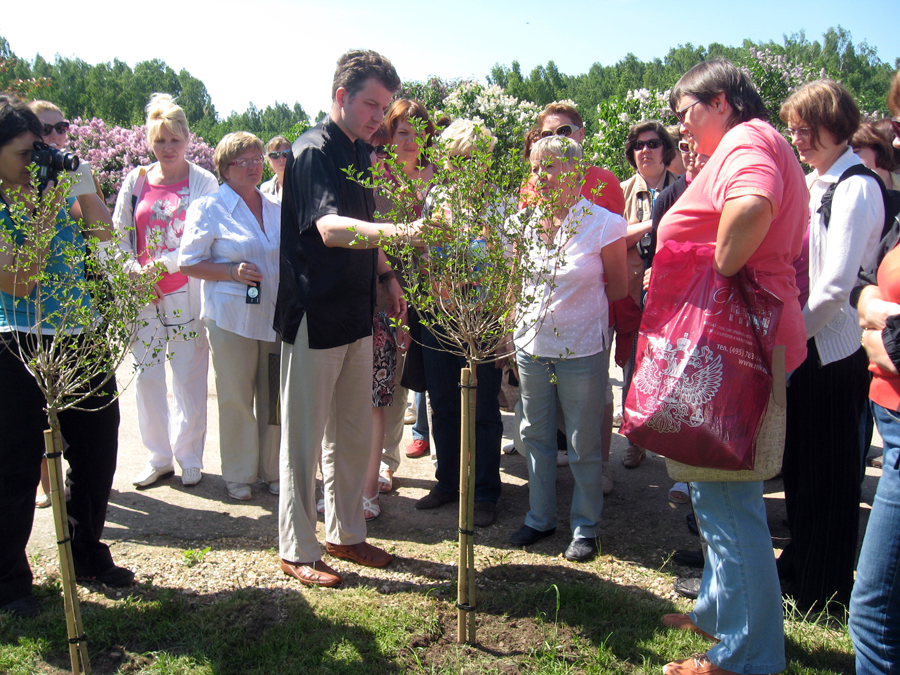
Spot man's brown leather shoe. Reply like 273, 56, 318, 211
325, 541, 393, 568
280, 559, 342, 587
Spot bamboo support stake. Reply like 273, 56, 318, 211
456, 367, 476, 644
465, 366, 477, 645
44, 427, 91, 675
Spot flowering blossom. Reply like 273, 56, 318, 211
66, 118, 215, 205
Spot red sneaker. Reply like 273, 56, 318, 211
405, 439, 430, 458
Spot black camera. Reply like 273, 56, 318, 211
31, 141, 80, 188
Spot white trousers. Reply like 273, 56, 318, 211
206, 322, 280, 485
130, 283, 209, 470
278, 316, 373, 563
380, 382, 407, 473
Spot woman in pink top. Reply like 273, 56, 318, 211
653, 59, 808, 675
113, 94, 218, 489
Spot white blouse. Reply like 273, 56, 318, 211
179, 184, 281, 342
513, 198, 626, 359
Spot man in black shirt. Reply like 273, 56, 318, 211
275, 50, 416, 587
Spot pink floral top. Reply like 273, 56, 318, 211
135, 178, 190, 294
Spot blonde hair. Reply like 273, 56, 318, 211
28, 100, 64, 117
266, 135, 291, 152
889, 69, 900, 117
145, 93, 190, 145
214, 131, 264, 179
530, 136, 583, 165
439, 119, 496, 158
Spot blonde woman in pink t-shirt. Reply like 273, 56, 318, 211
653, 59, 809, 675
113, 94, 218, 489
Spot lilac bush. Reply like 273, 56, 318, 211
66, 118, 215, 205
743, 48, 826, 127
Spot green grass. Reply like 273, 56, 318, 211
0, 575, 856, 674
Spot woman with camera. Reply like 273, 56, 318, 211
0, 94, 132, 619
179, 132, 282, 501
113, 93, 217, 489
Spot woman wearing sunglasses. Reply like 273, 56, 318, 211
179, 132, 281, 501
113, 93, 218, 489
619, 121, 677, 470
261, 135, 291, 200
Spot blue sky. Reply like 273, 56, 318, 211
5, 0, 899, 118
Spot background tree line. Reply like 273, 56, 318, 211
1, 26, 896, 147
0, 36, 310, 144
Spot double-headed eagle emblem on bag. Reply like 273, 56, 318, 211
632, 333, 723, 433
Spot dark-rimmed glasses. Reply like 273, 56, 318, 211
41, 121, 70, 136
633, 139, 663, 151
674, 99, 701, 124
540, 123, 581, 138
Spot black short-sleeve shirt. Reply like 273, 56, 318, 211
274, 117, 378, 348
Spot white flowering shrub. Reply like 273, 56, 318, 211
585, 88, 675, 181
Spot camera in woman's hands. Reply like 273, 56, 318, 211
31, 141, 79, 189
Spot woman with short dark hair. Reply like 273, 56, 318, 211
778, 79, 885, 613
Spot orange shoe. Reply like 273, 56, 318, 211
663, 654, 739, 675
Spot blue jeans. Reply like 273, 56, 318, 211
690, 480, 786, 674
850, 403, 900, 675
421, 326, 502, 504
412, 390, 429, 442
517, 350, 608, 538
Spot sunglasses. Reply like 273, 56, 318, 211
267, 149, 291, 160
540, 123, 580, 138
678, 140, 691, 153
41, 121, 70, 136
633, 139, 663, 151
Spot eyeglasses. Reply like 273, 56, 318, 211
267, 149, 291, 160
230, 156, 265, 168
674, 99, 701, 124
41, 121, 70, 136
785, 127, 812, 140
633, 139, 663, 151
678, 140, 691, 153
540, 123, 581, 138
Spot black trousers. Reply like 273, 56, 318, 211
781, 339, 869, 612
0, 335, 120, 606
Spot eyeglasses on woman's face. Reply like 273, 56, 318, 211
231, 156, 265, 169
540, 123, 580, 138
41, 121, 70, 136
633, 139, 663, 151
267, 149, 291, 161
674, 99, 701, 124
785, 127, 812, 140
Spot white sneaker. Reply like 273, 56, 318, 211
502, 441, 518, 455
227, 482, 252, 500
267, 480, 280, 495
181, 467, 202, 486
602, 462, 613, 496
557, 450, 570, 467
133, 464, 175, 487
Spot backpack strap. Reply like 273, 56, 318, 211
817, 163, 883, 230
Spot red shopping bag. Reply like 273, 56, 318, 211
621, 242, 783, 470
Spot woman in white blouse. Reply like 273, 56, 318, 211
508, 136, 627, 561
180, 132, 282, 501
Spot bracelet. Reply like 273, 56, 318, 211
378, 270, 397, 283
229, 263, 239, 281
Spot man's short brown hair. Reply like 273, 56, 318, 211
537, 103, 583, 130
331, 50, 400, 101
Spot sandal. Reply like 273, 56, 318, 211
668, 482, 690, 505
35, 494, 52, 509
363, 494, 381, 521
378, 470, 393, 493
